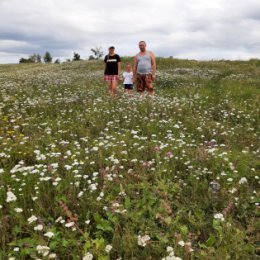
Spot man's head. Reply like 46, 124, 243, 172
139, 41, 146, 52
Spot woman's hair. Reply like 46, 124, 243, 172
107, 46, 115, 58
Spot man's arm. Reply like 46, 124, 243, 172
150, 51, 156, 81
133, 55, 138, 77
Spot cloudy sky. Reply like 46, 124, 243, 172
1, 0, 260, 63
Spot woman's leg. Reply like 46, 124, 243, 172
106, 80, 113, 95
111, 80, 118, 96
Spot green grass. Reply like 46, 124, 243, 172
0, 58, 259, 260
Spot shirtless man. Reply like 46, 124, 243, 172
133, 41, 156, 96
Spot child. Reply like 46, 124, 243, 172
122, 63, 134, 95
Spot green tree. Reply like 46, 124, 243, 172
36, 54, 42, 63
19, 53, 41, 63
19, 58, 31, 63
90, 47, 104, 60
54, 59, 61, 64
29, 54, 41, 63
43, 51, 52, 63
88, 55, 95, 60
73, 52, 81, 61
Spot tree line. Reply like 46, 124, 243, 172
19, 47, 104, 64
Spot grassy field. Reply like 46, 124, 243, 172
0, 58, 259, 260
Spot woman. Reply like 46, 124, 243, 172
104, 46, 121, 96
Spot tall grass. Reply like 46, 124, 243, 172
0, 59, 259, 260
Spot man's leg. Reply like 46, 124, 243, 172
136, 74, 145, 97
145, 74, 154, 96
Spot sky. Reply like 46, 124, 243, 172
0, 0, 260, 63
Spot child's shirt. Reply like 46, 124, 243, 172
122, 71, 133, 84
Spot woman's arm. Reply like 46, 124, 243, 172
104, 55, 107, 75
118, 62, 121, 79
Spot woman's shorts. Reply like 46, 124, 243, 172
104, 75, 119, 81
124, 84, 133, 89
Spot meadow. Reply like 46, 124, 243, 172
0, 58, 259, 260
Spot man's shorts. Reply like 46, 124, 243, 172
136, 74, 153, 92
104, 75, 119, 81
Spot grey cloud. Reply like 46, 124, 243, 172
0, 0, 260, 63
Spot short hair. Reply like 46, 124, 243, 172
139, 41, 146, 45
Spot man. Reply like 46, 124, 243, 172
133, 41, 156, 96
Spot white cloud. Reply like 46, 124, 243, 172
0, 0, 260, 63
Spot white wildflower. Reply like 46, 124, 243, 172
162, 246, 183, 260
44, 232, 55, 238
77, 191, 84, 198
65, 221, 75, 227
28, 215, 38, 224
14, 208, 23, 213
137, 234, 150, 247
229, 188, 237, 194
166, 246, 174, 253
6, 191, 17, 202
214, 213, 224, 221
239, 177, 248, 185
55, 216, 63, 223
105, 244, 113, 253
48, 253, 57, 259
36, 245, 50, 256
82, 252, 93, 260
34, 224, 44, 231
178, 240, 185, 247
89, 183, 97, 191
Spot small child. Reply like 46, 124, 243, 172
122, 63, 134, 95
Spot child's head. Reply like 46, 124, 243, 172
125, 63, 132, 72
